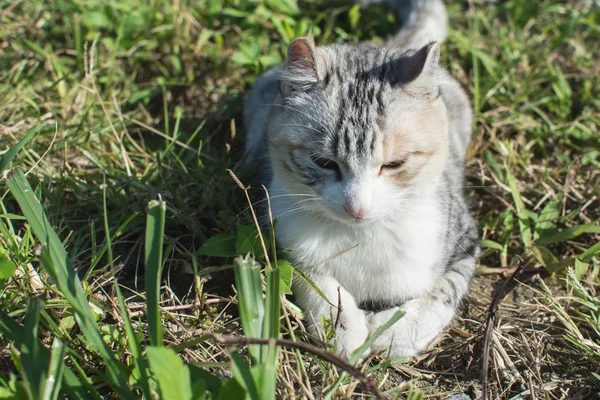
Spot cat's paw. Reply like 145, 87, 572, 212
333, 307, 370, 360
366, 301, 454, 359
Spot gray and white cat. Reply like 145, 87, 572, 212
243, 0, 479, 359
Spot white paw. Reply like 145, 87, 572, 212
366, 302, 453, 359
333, 307, 370, 360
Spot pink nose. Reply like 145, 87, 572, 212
344, 204, 366, 219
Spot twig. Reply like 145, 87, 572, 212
335, 286, 343, 329
481, 256, 533, 400
128, 299, 222, 318
211, 334, 388, 400
227, 169, 271, 268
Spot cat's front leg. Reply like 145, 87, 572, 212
366, 257, 475, 358
293, 275, 369, 360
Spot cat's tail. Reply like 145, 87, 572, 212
359, 0, 448, 49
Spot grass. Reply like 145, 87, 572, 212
0, 0, 599, 398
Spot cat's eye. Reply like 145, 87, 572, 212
313, 157, 340, 173
381, 160, 406, 171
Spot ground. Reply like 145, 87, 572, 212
0, 0, 598, 399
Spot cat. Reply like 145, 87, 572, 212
243, 0, 479, 359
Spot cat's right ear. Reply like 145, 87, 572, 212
280, 37, 319, 93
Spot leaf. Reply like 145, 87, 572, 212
6, 169, 132, 399
0, 249, 16, 279
146, 346, 192, 400
574, 259, 589, 280
82, 11, 112, 29
21, 298, 45, 400
0, 125, 42, 175
188, 364, 225, 396
233, 255, 264, 361
506, 168, 532, 248
536, 222, 598, 246
480, 239, 504, 252
5, 169, 130, 398
534, 198, 561, 240
230, 352, 259, 400
196, 233, 237, 257
348, 4, 360, 29
217, 378, 246, 400
532, 245, 559, 272
580, 241, 600, 260
235, 225, 270, 261
145, 199, 166, 347
190, 379, 206, 400
42, 338, 66, 400
277, 260, 293, 295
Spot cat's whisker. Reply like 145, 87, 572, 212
236, 194, 320, 218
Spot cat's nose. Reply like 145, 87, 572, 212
344, 204, 367, 219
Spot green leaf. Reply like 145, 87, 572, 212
536, 222, 598, 246
276, 259, 293, 295
235, 225, 269, 261
480, 239, 504, 252
532, 245, 559, 272
103, 183, 153, 399
145, 199, 167, 347
5, 169, 131, 398
230, 352, 259, 400
190, 379, 206, 400
506, 168, 532, 248
188, 364, 225, 396
0, 313, 98, 399
348, 4, 360, 29
197, 233, 237, 257
82, 11, 112, 29
233, 255, 264, 361
42, 338, 66, 400
580, 241, 600, 260
0, 125, 42, 175
534, 198, 561, 240
0, 249, 16, 279
147, 346, 192, 400
21, 298, 45, 400
218, 378, 246, 400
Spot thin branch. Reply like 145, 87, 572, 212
211, 333, 388, 400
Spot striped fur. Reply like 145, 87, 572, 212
243, 0, 479, 359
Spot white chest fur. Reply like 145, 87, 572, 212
269, 182, 445, 305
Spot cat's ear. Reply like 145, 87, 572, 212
393, 42, 440, 96
280, 37, 319, 93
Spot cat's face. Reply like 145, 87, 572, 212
267, 39, 450, 223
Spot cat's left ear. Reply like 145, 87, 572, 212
393, 42, 441, 97
280, 37, 320, 93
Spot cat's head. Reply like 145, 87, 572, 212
267, 37, 450, 223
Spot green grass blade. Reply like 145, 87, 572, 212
145, 198, 167, 347
146, 346, 192, 400
0, 125, 43, 175
580, 241, 600, 260
0, 312, 97, 399
42, 338, 66, 400
506, 168, 532, 248
260, 267, 280, 399
4, 168, 131, 398
21, 297, 45, 400
230, 352, 258, 400
103, 182, 153, 399
234, 255, 265, 362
